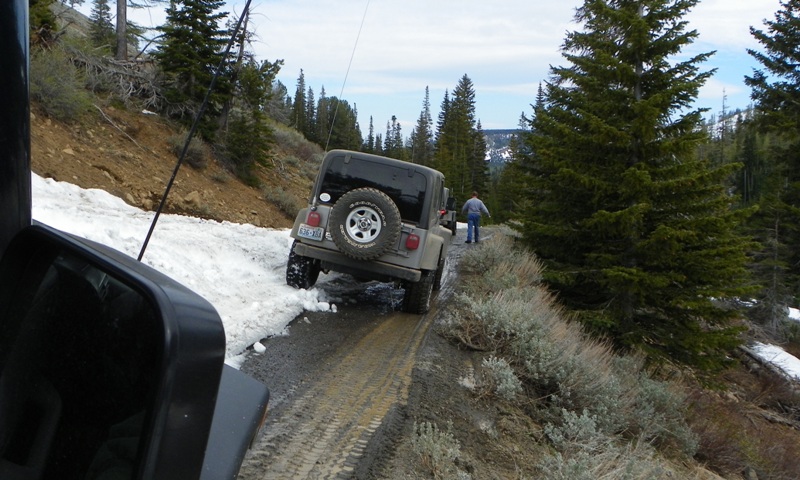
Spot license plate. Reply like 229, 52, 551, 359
297, 224, 324, 241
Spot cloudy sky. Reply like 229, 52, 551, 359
84, 0, 782, 132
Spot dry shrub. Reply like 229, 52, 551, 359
30, 46, 92, 121
168, 131, 209, 169
460, 231, 542, 293
261, 186, 304, 218
411, 421, 463, 479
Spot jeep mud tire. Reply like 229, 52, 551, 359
329, 188, 402, 261
402, 269, 435, 314
286, 240, 321, 289
433, 254, 445, 291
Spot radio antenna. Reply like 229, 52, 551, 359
324, 0, 371, 152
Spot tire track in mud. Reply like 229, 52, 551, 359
238, 310, 432, 479
237, 241, 462, 479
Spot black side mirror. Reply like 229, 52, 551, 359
0, 224, 267, 479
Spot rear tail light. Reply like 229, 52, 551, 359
306, 211, 321, 227
405, 233, 420, 250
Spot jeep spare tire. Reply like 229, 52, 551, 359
329, 188, 401, 260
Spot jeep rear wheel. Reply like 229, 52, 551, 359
329, 188, 401, 261
433, 254, 446, 291
402, 270, 435, 314
286, 241, 321, 289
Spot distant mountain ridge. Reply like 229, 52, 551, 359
484, 129, 519, 163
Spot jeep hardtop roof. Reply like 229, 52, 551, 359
313, 150, 445, 227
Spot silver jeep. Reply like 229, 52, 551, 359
286, 149, 456, 313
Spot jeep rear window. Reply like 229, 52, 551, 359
319, 156, 427, 224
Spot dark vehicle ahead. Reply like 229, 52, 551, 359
286, 150, 456, 313
0, 3, 268, 479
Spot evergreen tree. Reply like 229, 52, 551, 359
469, 120, 489, 193
382, 115, 406, 159
223, 57, 281, 183
410, 86, 435, 165
364, 116, 376, 153
519, 0, 755, 369
383, 120, 392, 153
153, 0, 230, 140
746, 0, 800, 310
290, 70, 308, 134
317, 97, 362, 150
304, 86, 317, 142
89, 0, 115, 52
495, 87, 548, 225
433, 76, 487, 198
494, 114, 534, 223
316, 86, 330, 147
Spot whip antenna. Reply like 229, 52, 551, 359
324, 0, 370, 152
138, 0, 254, 261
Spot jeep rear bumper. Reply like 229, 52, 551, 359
294, 242, 422, 283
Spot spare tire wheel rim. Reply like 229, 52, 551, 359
346, 205, 382, 243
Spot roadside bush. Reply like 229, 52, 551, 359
262, 186, 303, 218
481, 356, 523, 401
168, 131, 209, 169
624, 364, 698, 455
460, 229, 542, 293
538, 409, 673, 479
411, 421, 465, 480
271, 123, 324, 166
30, 46, 92, 122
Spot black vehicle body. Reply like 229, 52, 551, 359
287, 150, 456, 313
0, 2, 268, 478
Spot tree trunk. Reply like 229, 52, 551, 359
116, 0, 127, 61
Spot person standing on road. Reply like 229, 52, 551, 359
461, 191, 490, 243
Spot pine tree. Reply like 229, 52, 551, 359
364, 116, 376, 153
318, 97, 362, 150
89, 0, 115, 52
290, 70, 308, 134
382, 115, 406, 159
433, 76, 487, 198
746, 0, 800, 310
154, 0, 230, 140
470, 121, 489, 193
519, 0, 755, 369
303, 86, 316, 142
496, 85, 547, 221
316, 86, 330, 147
410, 87, 435, 165
223, 57, 281, 183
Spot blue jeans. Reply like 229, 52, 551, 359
467, 213, 481, 242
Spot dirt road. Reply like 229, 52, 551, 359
237, 249, 460, 479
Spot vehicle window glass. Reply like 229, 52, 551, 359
0, 248, 160, 479
319, 156, 427, 224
